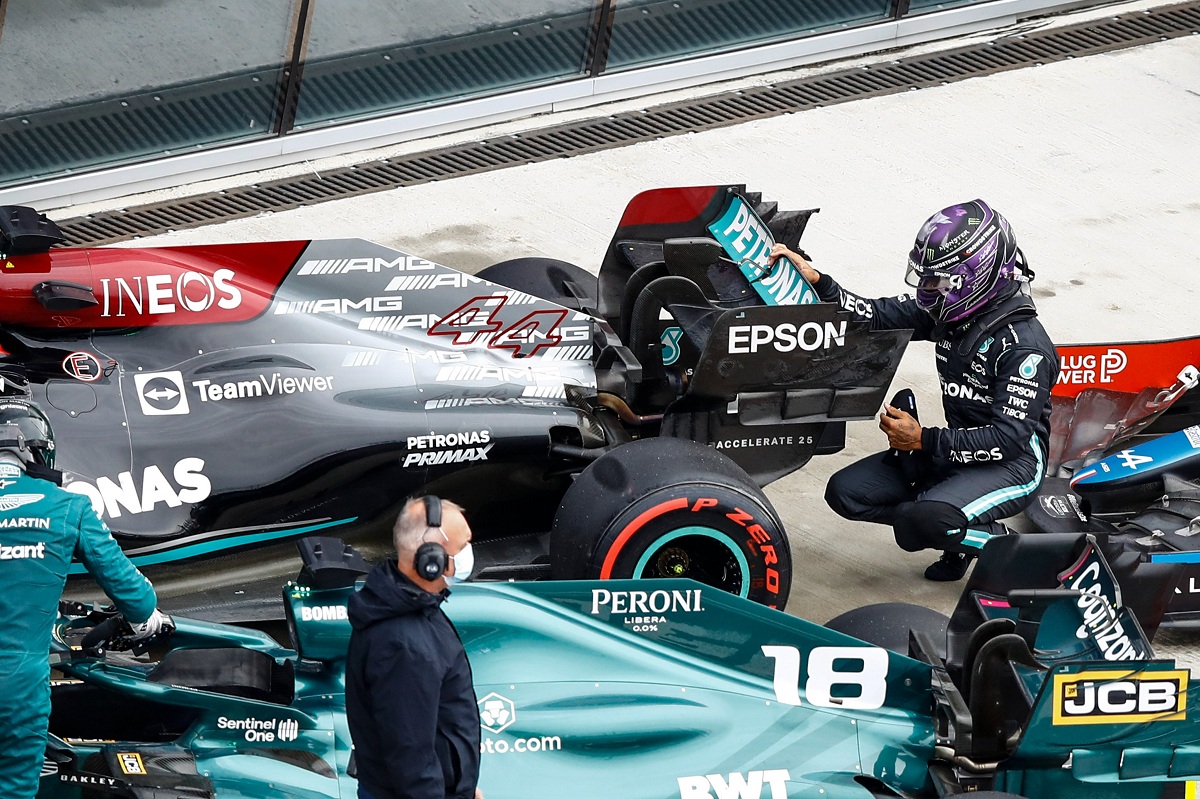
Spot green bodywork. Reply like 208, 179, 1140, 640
458, 581, 934, 799
40, 577, 1200, 798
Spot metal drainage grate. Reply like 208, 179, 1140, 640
57, 2, 1200, 246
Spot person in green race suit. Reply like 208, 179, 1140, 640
0, 397, 167, 799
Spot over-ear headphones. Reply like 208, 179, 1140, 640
413, 495, 449, 581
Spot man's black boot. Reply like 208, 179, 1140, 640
923, 551, 974, 582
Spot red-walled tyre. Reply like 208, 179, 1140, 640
550, 437, 792, 609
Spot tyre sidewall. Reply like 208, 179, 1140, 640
587, 482, 790, 609
824, 602, 949, 655
475, 257, 596, 311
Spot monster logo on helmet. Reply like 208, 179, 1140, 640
905, 200, 1027, 324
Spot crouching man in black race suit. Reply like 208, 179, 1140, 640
770, 200, 1058, 581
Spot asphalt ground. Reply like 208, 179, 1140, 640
59, 2, 1200, 658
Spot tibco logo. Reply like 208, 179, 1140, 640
727, 321, 846, 354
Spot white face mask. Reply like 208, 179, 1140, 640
446, 542, 474, 584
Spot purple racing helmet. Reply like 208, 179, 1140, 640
905, 199, 1022, 324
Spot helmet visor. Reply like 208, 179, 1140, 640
905, 264, 960, 295
0, 403, 54, 468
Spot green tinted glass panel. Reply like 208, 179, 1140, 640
293, 0, 598, 129
0, 0, 292, 187
607, 0, 892, 71
907, 0, 985, 12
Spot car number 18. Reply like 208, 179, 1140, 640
761, 645, 889, 710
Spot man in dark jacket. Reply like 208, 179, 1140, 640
346, 495, 482, 799
769, 200, 1058, 582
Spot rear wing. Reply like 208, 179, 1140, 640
660, 303, 910, 485
946, 534, 1177, 668
1054, 336, 1200, 400
1050, 335, 1200, 473
595, 185, 819, 331
1015, 660, 1199, 781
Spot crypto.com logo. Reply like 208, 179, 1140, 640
478, 692, 516, 734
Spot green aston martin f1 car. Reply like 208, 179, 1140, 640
43, 532, 1196, 799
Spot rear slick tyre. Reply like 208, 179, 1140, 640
824, 602, 949, 657
476, 257, 597, 312
550, 437, 792, 609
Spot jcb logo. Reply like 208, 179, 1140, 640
678, 769, 791, 799
117, 753, 146, 775
1053, 670, 1188, 725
